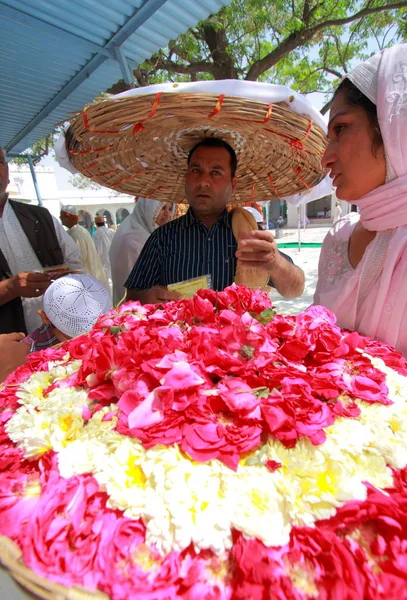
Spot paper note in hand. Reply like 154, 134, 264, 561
42, 264, 70, 277
168, 275, 211, 299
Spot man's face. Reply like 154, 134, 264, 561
185, 146, 237, 215
60, 211, 71, 228
0, 148, 9, 200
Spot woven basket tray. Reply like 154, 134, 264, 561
0, 536, 109, 600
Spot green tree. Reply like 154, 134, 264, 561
11, 132, 57, 165
69, 174, 103, 190
20, 0, 406, 185
109, 0, 406, 113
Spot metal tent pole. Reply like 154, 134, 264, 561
26, 155, 43, 206
297, 206, 301, 251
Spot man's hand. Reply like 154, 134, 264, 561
0, 333, 30, 383
236, 230, 281, 272
126, 286, 182, 305
8, 272, 51, 299
236, 230, 305, 298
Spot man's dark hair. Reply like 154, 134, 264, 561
334, 78, 383, 157
187, 138, 237, 176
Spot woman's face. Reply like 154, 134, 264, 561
322, 91, 386, 201
155, 202, 173, 227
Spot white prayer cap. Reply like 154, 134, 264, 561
243, 207, 264, 223
43, 274, 112, 338
61, 205, 79, 216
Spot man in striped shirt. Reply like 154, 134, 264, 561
125, 138, 304, 304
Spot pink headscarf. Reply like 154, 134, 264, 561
314, 43, 407, 355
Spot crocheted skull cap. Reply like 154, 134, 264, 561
43, 274, 112, 338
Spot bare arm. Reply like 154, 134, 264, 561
236, 230, 305, 298
267, 254, 305, 298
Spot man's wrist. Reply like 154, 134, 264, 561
0, 277, 17, 304
267, 252, 286, 276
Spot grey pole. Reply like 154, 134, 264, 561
26, 155, 43, 206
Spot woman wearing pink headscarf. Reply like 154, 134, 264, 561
314, 43, 407, 356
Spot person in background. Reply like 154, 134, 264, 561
109, 199, 174, 305
333, 200, 342, 223
314, 43, 407, 356
125, 138, 304, 305
93, 215, 115, 283
0, 148, 82, 335
60, 205, 109, 290
25, 274, 112, 353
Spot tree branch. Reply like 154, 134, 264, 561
303, 0, 311, 24
309, 1, 322, 20
190, 28, 201, 42
245, 30, 309, 80
333, 34, 349, 72
229, 26, 259, 46
309, 1, 407, 35
145, 58, 217, 76
245, 1, 407, 81
200, 22, 240, 78
324, 66, 343, 78
168, 42, 191, 61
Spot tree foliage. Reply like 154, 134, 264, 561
109, 0, 406, 113
69, 174, 104, 190
12, 132, 57, 165
19, 0, 406, 184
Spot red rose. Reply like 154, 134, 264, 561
182, 399, 262, 470
261, 378, 334, 448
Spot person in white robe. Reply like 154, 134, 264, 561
333, 200, 342, 223
0, 201, 82, 334
93, 215, 115, 282
109, 199, 174, 305
60, 206, 109, 290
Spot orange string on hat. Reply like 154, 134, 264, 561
208, 95, 225, 119
68, 145, 111, 156
132, 92, 163, 135
111, 168, 146, 188
231, 103, 273, 124
268, 174, 281, 199
145, 185, 164, 198
292, 166, 311, 189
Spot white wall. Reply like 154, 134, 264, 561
8, 164, 59, 200
8, 162, 135, 223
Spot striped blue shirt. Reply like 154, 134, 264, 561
125, 208, 292, 292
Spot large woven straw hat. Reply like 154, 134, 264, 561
59, 80, 327, 204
